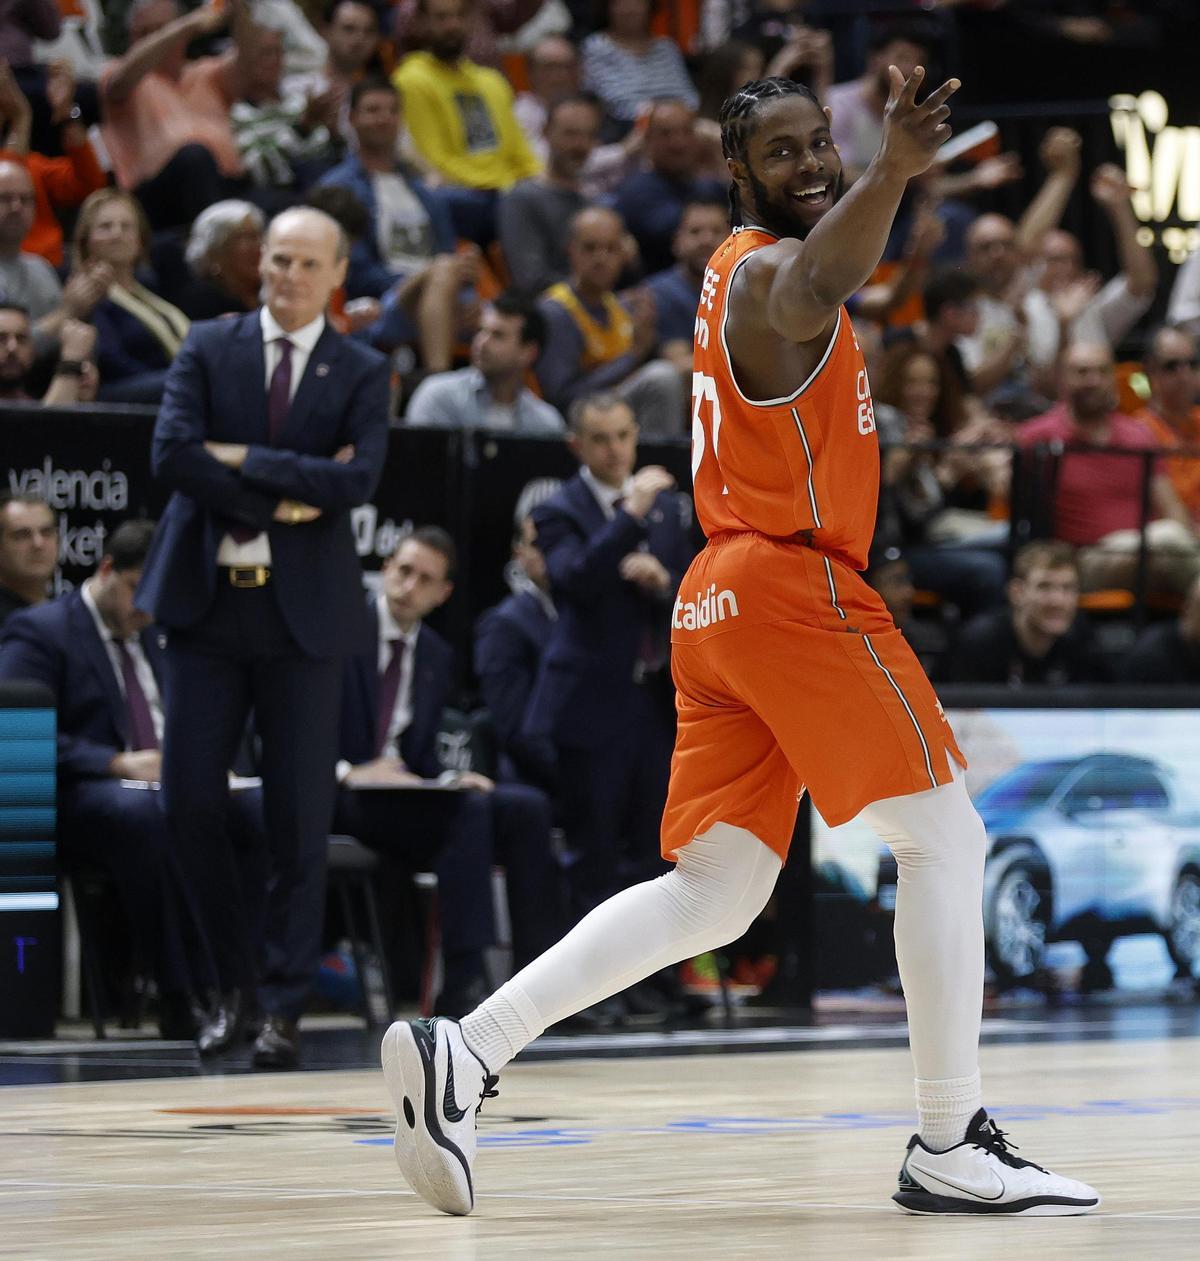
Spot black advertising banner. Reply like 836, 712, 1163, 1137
1, 407, 692, 664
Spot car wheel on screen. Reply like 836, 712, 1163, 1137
1166, 870, 1200, 979
985, 851, 1051, 982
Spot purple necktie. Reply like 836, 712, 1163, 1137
228, 338, 293, 543
116, 639, 159, 751
267, 337, 293, 444
374, 640, 406, 758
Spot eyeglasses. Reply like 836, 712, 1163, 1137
1156, 358, 1200, 371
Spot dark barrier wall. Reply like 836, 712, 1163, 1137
2, 407, 694, 674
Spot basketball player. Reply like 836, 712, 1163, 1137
381, 69, 1101, 1217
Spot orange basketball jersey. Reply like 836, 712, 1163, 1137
691, 227, 879, 570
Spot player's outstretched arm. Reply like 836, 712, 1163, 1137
759, 67, 960, 344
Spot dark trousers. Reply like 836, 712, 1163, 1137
135, 143, 236, 231
60, 781, 196, 999
557, 683, 675, 919
162, 582, 341, 1021
333, 780, 561, 987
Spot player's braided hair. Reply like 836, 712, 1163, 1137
718, 77, 822, 227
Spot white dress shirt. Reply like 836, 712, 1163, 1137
80, 579, 165, 748
580, 465, 634, 521
216, 307, 327, 566
335, 599, 421, 784
376, 596, 421, 760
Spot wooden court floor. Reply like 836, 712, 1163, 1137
2, 1036, 1197, 1260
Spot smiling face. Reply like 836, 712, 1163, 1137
84, 195, 143, 271
1010, 563, 1079, 643
733, 95, 843, 241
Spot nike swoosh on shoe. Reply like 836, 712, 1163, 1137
908, 1162, 1006, 1201
442, 1038, 467, 1124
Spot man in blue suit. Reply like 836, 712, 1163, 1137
474, 489, 560, 794
526, 393, 694, 922
316, 76, 476, 368
136, 206, 390, 1068
337, 527, 561, 1015
0, 521, 263, 1038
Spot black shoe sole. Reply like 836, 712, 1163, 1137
893, 1189, 1100, 1216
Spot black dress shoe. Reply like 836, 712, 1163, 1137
197, 990, 247, 1057
251, 1014, 300, 1070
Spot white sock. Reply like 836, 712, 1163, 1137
916, 1070, 983, 1151
458, 823, 781, 1072
460, 982, 543, 1071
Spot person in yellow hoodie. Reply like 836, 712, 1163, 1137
392, 0, 540, 246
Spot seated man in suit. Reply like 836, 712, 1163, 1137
0, 521, 264, 1037
526, 393, 694, 927
337, 526, 561, 1015
474, 480, 561, 794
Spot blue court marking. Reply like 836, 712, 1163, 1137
358, 1097, 1200, 1150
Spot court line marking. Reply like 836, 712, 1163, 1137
1, 1179, 1194, 1218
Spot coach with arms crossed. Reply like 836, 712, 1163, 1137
137, 206, 390, 1068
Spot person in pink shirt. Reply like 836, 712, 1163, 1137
100, 0, 250, 229
1017, 340, 1199, 595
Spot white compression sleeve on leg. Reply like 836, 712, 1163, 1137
460, 823, 781, 1071
856, 763, 987, 1147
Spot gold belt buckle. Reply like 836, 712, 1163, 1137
229, 566, 269, 588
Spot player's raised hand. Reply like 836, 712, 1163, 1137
878, 65, 961, 182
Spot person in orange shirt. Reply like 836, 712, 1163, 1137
380, 72, 1100, 1220
0, 59, 104, 266
1132, 324, 1200, 524
100, 0, 249, 230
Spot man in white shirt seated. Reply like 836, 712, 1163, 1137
405, 292, 564, 433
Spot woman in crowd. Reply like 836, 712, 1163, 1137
581, 0, 698, 137
873, 339, 1008, 616
72, 188, 190, 404
177, 200, 266, 320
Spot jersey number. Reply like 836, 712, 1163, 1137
691, 371, 724, 485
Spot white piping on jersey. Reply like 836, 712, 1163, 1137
790, 407, 822, 528
862, 633, 937, 790
822, 555, 846, 621
718, 247, 843, 407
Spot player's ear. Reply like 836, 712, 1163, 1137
823, 105, 833, 127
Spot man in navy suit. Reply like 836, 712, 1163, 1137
337, 527, 561, 1015
526, 393, 694, 922
136, 206, 390, 1068
473, 489, 560, 794
0, 521, 262, 1037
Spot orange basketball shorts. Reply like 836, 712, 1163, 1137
661, 531, 966, 862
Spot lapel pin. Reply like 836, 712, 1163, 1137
316, 363, 330, 377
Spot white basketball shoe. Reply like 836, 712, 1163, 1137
894, 1108, 1101, 1216
381, 1017, 498, 1215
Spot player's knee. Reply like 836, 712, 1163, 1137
671, 823, 778, 943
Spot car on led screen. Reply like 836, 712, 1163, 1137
877, 752, 1200, 982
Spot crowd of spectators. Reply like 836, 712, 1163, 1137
4, 0, 1200, 1034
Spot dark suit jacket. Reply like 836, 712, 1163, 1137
524, 471, 693, 750
0, 590, 166, 788
339, 602, 453, 779
136, 311, 390, 659
474, 588, 556, 789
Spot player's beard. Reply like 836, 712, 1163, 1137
746, 169, 844, 241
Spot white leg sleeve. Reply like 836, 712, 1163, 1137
461, 823, 781, 1070
856, 763, 987, 1084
